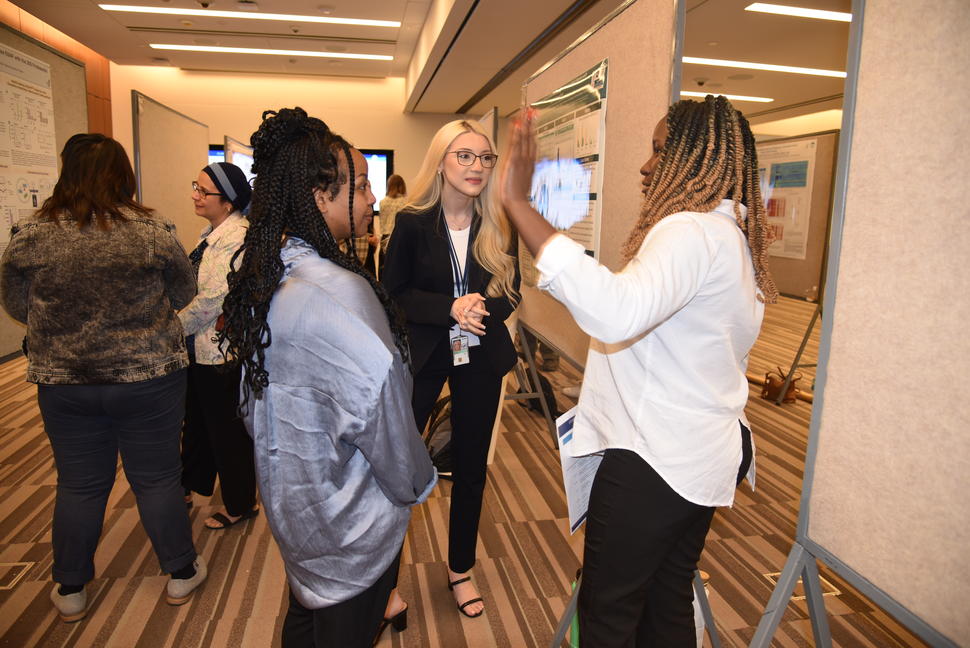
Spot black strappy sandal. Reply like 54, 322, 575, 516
448, 576, 484, 618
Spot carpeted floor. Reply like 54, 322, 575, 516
0, 297, 926, 647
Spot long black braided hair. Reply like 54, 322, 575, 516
218, 107, 411, 404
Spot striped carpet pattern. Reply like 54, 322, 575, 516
0, 297, 926, 647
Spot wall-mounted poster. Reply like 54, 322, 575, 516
0, 43, 57, 255
757, 138, 818, 260
520, 59, 608, 286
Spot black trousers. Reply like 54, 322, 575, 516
281, 551, 401, 648
578, 423, 753, 648
412, 342, 504, 573
180, 362, 257, 516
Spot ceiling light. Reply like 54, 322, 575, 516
744, 3, 851, 22
100, 4, 400, 28
680, 91, 773, 103
149, 44, 392, 60
683, 56, 846, 78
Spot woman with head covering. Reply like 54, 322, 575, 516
219, 108, 436, 647
0, 133, 206, 622
501, 97, 776, 645
381, 120, 520, 624
179, 161, 259, 529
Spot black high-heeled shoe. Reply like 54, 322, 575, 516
373, 605, 407, 645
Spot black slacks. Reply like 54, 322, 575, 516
578, 423, 752, 648
412, 342, 504, 573
281, 550, 401, 648
180, 362, 257, 516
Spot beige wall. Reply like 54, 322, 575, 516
109, 65, 466, 187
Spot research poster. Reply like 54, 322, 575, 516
521, 59, 608, 286
0, 43, 57, 255
757, 138, 817, 260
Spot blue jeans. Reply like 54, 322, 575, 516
37, 369, 197, 585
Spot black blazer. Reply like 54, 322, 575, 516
383, 204, 520, 376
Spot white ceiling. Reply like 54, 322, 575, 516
10, 0, 851, 123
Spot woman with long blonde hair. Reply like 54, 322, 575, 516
381, 120, 519, 629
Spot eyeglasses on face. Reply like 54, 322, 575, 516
191, 181, 225, 198
448, 150, 498, 168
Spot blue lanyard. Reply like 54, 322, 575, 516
443, 210, 469, 297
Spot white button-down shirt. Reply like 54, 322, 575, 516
178, 212, 247, 365
536, 200, 762, 506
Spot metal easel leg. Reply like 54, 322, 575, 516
516, 322, 558, 448
693, 570, 722, 648
550, 573, 581, 648
750, 543, 812, 647
775, 303, 821, 405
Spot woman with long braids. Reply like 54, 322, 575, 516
218, 108, 436, 648
501, 96, 777, 646
381, 120, 520, 625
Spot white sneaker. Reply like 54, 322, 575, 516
562, 385, 581, 399
166, 555, 207, 605
50, 585, 87, 622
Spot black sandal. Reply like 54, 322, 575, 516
448, 576, 484, 618
372, 605, 407, 645
204, 508, 259, 529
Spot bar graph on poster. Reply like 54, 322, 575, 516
521, 60, 607, 286
757, 138, 817, 261
0, 43, 57, 255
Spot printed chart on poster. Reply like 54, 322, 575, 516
520, 60, 608, 286
0, 43, 56, 255
758, 138, 817, 260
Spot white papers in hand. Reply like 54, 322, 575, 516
556, 406, 603, 534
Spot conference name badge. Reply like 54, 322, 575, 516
451, 334, 470, 366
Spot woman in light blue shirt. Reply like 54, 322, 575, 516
218, 108, 436, 648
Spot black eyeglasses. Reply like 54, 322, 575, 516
191, 181, 225, 198
448, 150, 498, 168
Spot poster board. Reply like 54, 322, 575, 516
0, 26, 87, 358
753, 0, 970, 645
757, 131, 838, 301
224, 135, 254, 185
518, 0, 677, 366
132, 91, 208, 251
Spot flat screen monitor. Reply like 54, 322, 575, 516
360, 149, 394, 210
208, 144, 225, 165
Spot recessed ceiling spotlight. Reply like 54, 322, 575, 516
683, 56, 846, 78
180, 19, 193, 26
150, 43, 393, 60
100, 4, 400, 27
744, 3, 851, 22
318, 5, 334, 15
236, 0, 258, 11
707, 41, 719, 46
680, 91, 773, 103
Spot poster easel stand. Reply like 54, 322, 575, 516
507, 321, 559, 449
775, 302, 821, 405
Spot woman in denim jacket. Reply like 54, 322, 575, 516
0, 134, 207, 622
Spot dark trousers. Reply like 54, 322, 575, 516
281, 551, 401, 648
180, 362, 256, 516
578, 423, 753, 648
412, 342, 503, 573
37, 370, 196, 586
